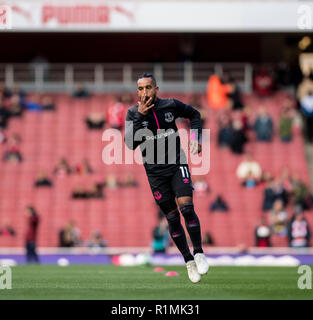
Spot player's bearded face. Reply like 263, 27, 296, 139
137, 78, 158, 106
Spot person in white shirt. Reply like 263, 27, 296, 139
236, 153, 262, 183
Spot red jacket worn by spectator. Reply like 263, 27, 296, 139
253, 67, 274, 97
25, 215, 39, 242
106, 101, 125, 129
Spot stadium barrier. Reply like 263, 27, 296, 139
0, 62, 253, 92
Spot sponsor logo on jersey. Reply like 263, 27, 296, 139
145, 128, 175, 140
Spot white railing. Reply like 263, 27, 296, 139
0, 62, 253, 92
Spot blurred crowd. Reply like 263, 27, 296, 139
0, 83, 138, 254
1, 62, 313, 251
153, 65, 313, 250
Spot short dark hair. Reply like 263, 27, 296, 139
137, 73, 157, 86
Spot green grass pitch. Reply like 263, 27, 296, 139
1, 265, 312, 300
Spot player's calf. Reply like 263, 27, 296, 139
164, 209, 194, 263
179, 202, 203, 255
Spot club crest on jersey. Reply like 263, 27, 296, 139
142, 121, 149, 127
164, 112, 174, 123
154, 191, 162, 200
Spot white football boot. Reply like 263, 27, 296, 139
194, 253, 209, 275
186, 260, 201, 283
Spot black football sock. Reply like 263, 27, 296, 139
165, 210, 194, 263
180, 202, 203, 255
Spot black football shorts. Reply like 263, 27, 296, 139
147, 165, 194, 204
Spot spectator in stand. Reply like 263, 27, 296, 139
106, 96, 125, 131
239, 107, 252, 134
88, 183, 105, 199
259, 170, 274, 188
262, 178, 289, 211
25, 94, 43, 112
279, 105, 293, 142
59, 220, 81, 247
0, 219, 16, 237
121, 173, 139, 187
87, 231, 107, 248
227, 77, 244, 110
85, 112, 106, 130
297, 76, 313, 103
59, 224, 75, 247
41, 96, 55, 111
193, 176, 210, 196
0, 128, 7, 144
229, 119, 248, 154
0, 103, 10, 129
0, 82, 12, 98
287, 209, 311, 248
210, 195, 229, 212
72, 183, 105, 199
104, 174, 121, 189
25, 206, 40, 264
34, 170, 53, 187
274, 177, 290, 207
254, 217, 271, 247
290, 173, 312, 210
279, 166, 293, 195
11, 85, 26, 100
253, 108, 274, 142
8, 94, 25, 117
217, 112, 232, 148
300, 90, 313, 142
2, 133, 23, 163
152, 217, 170, 253
219, 72, 236, 110
74, 158, 93, 175
72, 184, 89, 199
53, 158, 72, 177
73, 84, 89, 98
269, 199, 288, 236
253, 66, 275, 97
242, 171, 259, 188
236, 153, 262, 184
262, 182, 273, 211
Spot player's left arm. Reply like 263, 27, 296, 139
174, 99, 202, 154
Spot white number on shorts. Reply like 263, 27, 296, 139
180, 166, 189, 178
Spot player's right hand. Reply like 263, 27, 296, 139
138, 95, 154, 115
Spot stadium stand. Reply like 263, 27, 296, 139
0, 89, 312, 248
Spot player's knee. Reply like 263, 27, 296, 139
165, 209, 180, 224
180, 202, 199, 226
177, 196, 192, 207
179, 202, 195, 216
158, 199, 178, 215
